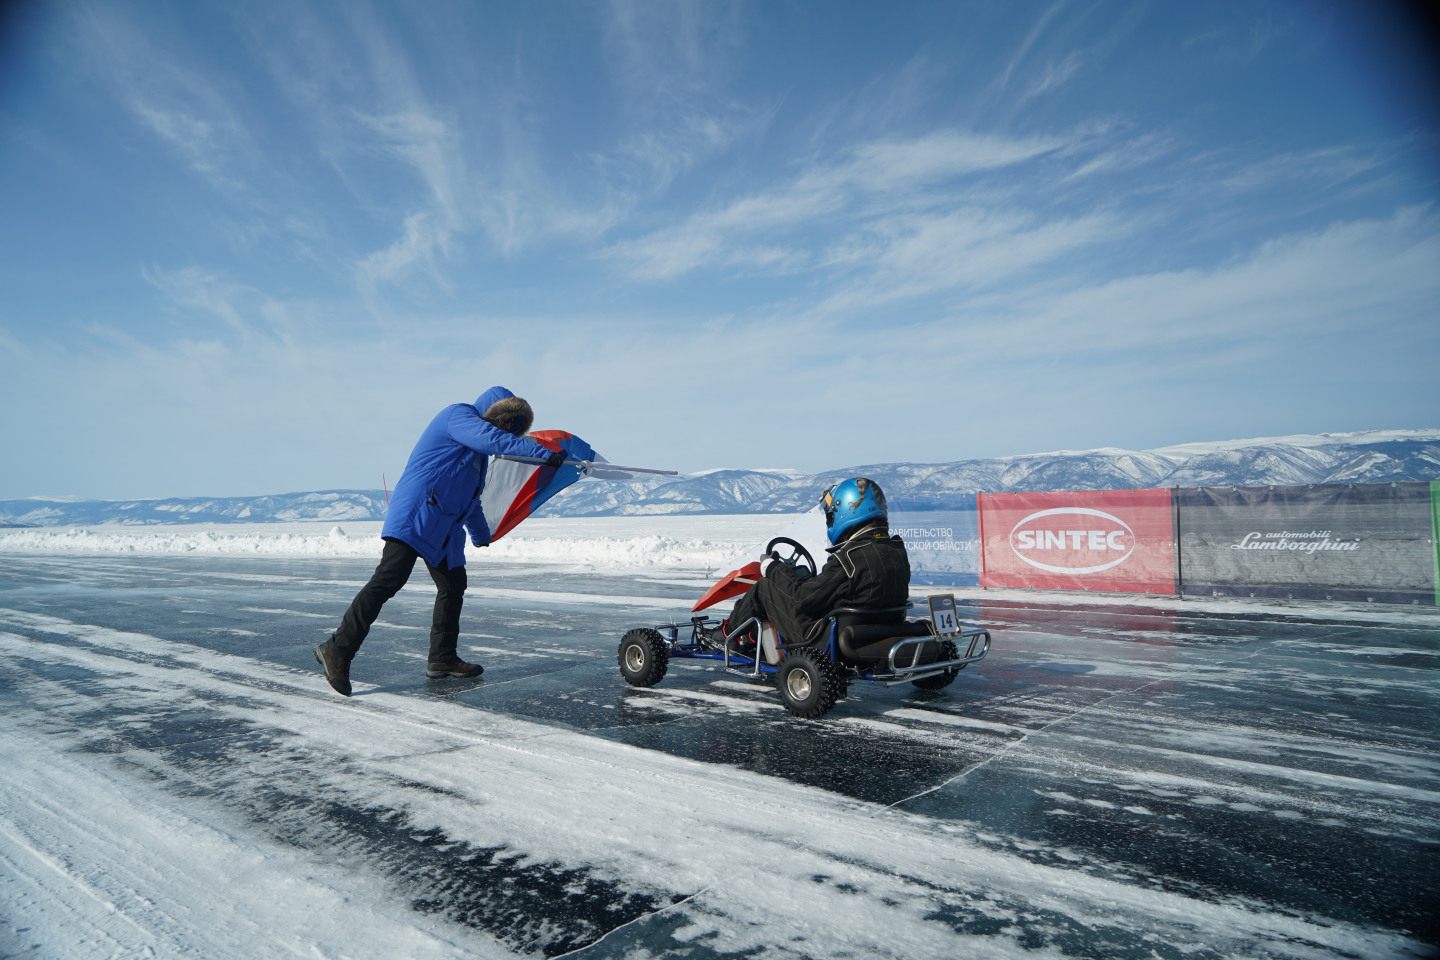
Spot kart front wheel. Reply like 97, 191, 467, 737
911, 639, 960, 691
618, 628, 669, 687
776, 649, 840, 719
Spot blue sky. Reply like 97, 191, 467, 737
1, 1, 1437, 500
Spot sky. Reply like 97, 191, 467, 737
1, 0, 1438, 500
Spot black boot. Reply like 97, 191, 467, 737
697, 623, 727, 648
313, 637, 352, 697
426, 657, 484, 679
726, 633, 757, 657
716, 621, 756, 656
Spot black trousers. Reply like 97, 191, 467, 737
727, 584, 766, 640
331, 538, 467, 663
726, 574, 818, 647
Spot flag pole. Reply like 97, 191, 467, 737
492, 454, 678, 477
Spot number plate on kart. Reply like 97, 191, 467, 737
927, 594, 960, 636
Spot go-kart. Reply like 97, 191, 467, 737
617, 537, 992, 719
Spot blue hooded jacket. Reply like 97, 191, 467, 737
381, 386, 554, 568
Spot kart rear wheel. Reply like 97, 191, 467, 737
775, 649, 840, 719
618, 628, 669, 687
911, 639, 960, 691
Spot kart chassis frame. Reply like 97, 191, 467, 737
653, 607, 991, 687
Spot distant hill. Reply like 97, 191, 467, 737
3, 430, 1436, 527
0, 490, 388, 528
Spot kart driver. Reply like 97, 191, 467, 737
708, 477, 911, 651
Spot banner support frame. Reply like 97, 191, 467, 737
1431, 480, 1439, 608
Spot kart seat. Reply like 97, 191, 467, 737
829, 606, 942, 668
830, 605, 908, 629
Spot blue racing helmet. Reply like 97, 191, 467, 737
820, 477, 888, 544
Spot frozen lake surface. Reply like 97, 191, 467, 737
1, 545, 1437, 958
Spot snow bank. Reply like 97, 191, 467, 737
0, 515, 789, 571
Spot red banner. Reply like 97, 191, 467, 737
979, 488, 1176, 594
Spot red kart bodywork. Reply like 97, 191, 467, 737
691, 561, 761, 613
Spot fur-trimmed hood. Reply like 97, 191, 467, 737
473, 385, 514, 413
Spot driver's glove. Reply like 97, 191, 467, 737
762, 556, 791, 579
544, 450, 567, 469
764, 555, 813, 581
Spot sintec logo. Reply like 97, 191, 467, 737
1009, 507, 1135, 575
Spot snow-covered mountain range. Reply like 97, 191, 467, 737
0, 490, 391, 528
4, 430, 1436, 527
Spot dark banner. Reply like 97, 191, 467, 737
891, 498, 979, 586
1177, 482, 1436, 604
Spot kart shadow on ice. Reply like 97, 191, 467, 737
617, 538, 992, 719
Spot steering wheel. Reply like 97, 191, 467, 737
765, 536, 817, 577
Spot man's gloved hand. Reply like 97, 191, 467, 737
544, 450, 567, 469
471, 534, 490, 548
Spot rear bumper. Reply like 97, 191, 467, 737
866, 628, 991, 686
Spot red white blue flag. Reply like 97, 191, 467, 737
480, 430, 599, 542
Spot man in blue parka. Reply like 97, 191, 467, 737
314, 386, 563, 696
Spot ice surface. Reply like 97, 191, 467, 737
1, 530, 1437, 959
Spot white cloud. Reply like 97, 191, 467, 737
356, 212, 454, 299
944, 206, 1440, 362
71, 6, 258, 195
357, 109, 463, 225
142, 267, 294, 345
999, 0, 1069, 91
1219, 145, 1390, 194
600, 108, 758, 198
603, 183, 840, 281
127, 101, 242, 191
598, 0, 739, 105
810, 208, 1125, 315
1061, 132, 1175, 181
346, 106, 469, 298
1020, 51, 1086, 103
603, 128, 1065, 281
808, 131, 1063, 196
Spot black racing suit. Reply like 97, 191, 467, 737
726, 523, 911, 647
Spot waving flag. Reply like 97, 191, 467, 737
480, 430, 600, 542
